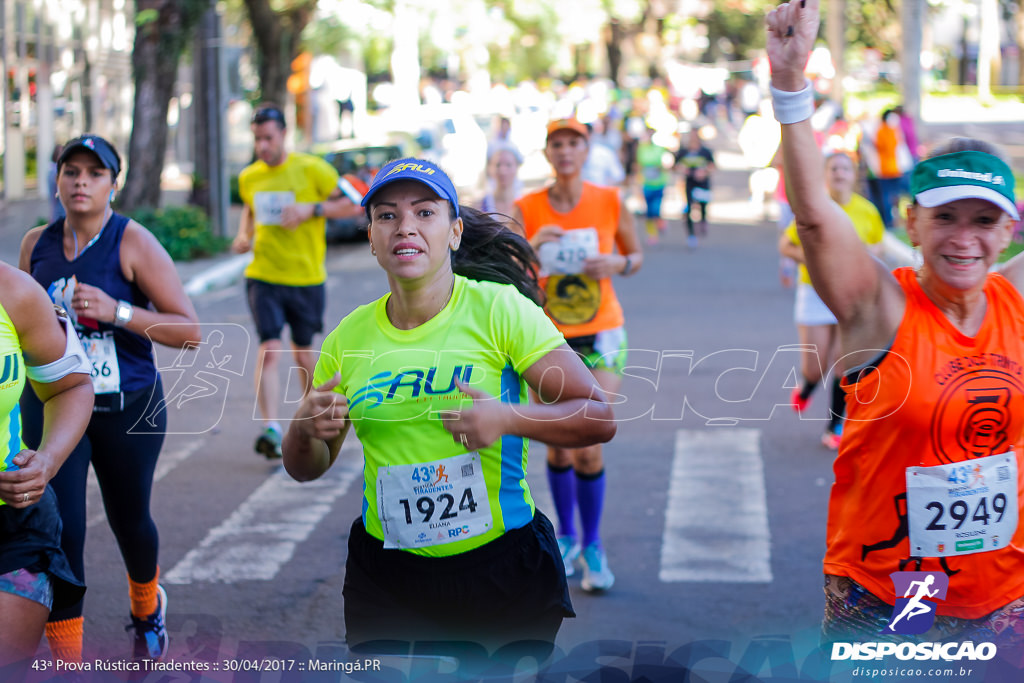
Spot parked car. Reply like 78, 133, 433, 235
314, 137, 410, 241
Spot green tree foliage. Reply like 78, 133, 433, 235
845, 0, 900, 61
702, 0, 775, 61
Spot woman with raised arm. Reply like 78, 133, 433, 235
768, 0, 1024, 644
282, 158, 616, 654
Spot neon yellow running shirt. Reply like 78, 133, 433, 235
0, 300, 26, 490
314, 276, 565, 557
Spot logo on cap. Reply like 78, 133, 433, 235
936, 168, 1005, 186
83, 138, 96, 150
383, 162, 436, 179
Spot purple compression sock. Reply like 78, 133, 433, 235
546, 463, 577, 539
576, 469, 606, 549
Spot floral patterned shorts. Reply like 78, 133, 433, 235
0, 568, 54, 609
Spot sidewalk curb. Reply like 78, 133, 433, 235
183, 254, 252, 297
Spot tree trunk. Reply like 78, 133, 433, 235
120, 0, 202, 212
243, 0, 316, 108
826, 0, 846, 106
977, 0, 1000, 102
605, 19, 624, 87
1018, 7, 1024, 87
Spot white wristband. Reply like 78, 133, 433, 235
769, 79, 814, 125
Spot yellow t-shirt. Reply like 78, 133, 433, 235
240, 153, 340, 286
785, 193, 885, 285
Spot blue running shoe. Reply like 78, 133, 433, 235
557, 536, 581, 577
580, 544, 615, 592
127, 585, 168, 660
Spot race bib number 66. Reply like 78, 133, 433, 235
376, 452, 493, 549
906, 452, 1018, 557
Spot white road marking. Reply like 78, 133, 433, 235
659, 428, 773, 583
164, 451, 362, 584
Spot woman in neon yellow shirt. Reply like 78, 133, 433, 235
0, 262, 93, 678
283, 159, 616, 654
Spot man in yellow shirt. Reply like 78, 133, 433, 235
232, 103, 361, 458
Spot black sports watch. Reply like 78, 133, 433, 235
312, 202, 324, 218
621, 255, 634, 276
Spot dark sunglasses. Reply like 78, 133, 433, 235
252, 107, 286, 126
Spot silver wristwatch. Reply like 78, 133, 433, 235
114, 299, 134, 327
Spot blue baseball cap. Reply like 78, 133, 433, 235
58, 135, 121, 178
361, 158, 460, 218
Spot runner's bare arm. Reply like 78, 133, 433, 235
778, 230, 805, 264
438, 345, 615, 451
232, 205, 254, 253
614, 200, 643, 276
767, 0, 900, 344
18, 226, 46, 274
83, 222, 200, 349
283, 373, 350, 482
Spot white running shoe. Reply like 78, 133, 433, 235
580, 543, 615, 592
557, 536, 582, 577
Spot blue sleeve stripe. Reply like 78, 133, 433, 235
4, 403, 22, 471
497, 364, 532, 531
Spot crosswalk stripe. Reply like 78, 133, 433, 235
659, 428, 773, 583
164, 454, 362, 584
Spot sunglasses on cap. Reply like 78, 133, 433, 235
251, 107, 286, 126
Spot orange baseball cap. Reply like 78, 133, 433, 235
546, 118, 589, 142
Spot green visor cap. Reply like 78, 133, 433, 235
910, 151, 1019, 220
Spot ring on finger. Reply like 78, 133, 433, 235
459, 433, 469, 448
22, 492, 29, 503
83, 299, 89, 309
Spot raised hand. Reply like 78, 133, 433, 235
765, 0, 821, 90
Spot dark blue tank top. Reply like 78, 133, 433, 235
30, 213, 156, 394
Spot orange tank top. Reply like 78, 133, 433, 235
875, 125, 901, 179
825, 267, 1024, 618
515, 183, 625, 338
